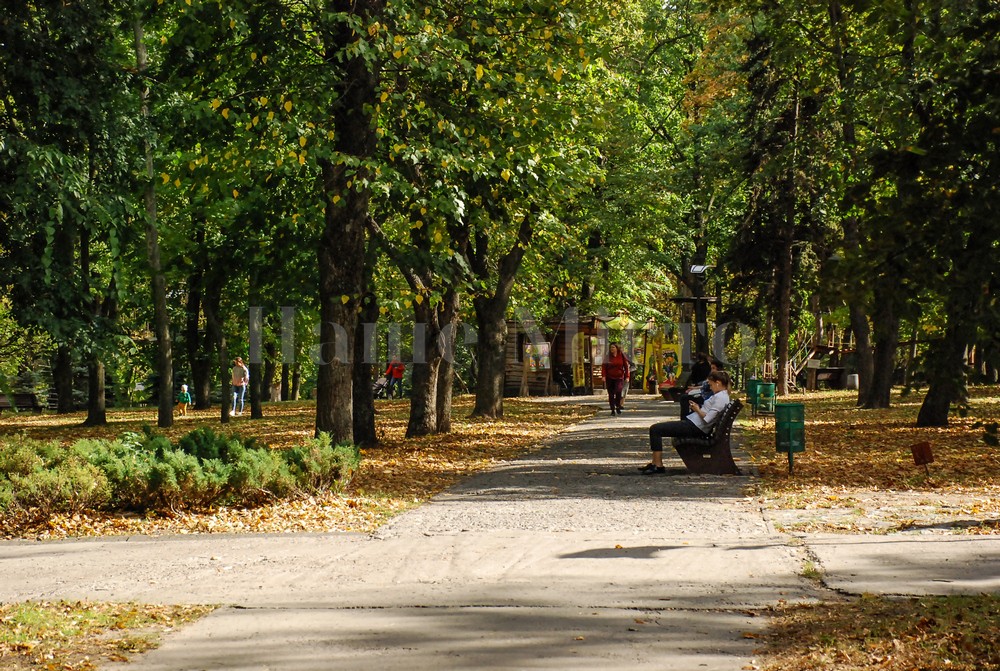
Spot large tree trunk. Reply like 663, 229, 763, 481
863, 284, 898, 409
435, 289, 460, 433
134, 18, 172, 428
80, 224, 107, 427
407, 300, 443, 437
469, 210, 535, 418
472, 297, 508, 418
83, 361, 106, 427
916, 326, 968, 426
315, 0, 381, 442
53, 346, 74, 413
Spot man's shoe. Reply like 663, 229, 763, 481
638, 463, 665, 475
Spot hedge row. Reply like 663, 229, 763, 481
0, 427, 360, 525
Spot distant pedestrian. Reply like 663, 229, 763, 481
231, 357, 249, 416
602, 343, 630, 416
384, 358, 405, 399
175, 384, 192, 417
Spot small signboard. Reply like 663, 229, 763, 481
910, 441, 933, 475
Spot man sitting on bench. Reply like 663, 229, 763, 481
639, 370, 731, 475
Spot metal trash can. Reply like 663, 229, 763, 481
756, 382, 776, 414
775, 403, 805, 453
846, 373, 859, 390
746, 379, 760, 408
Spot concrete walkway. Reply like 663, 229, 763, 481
2, 394, 999, 670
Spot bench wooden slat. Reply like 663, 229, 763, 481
0, 393, 44, 413
671, 399, 743, 475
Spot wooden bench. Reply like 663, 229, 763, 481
671, 398, 743, 475
0, 392, 45, 414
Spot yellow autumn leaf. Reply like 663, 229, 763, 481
161, 173, 170, 184
501, 169, 512, 182
221, 108, 230, 119
284, 100, 292, 112
553, 66, 563, 82
251, 52, 258, 61
403, 299, 412, 308
298, 153, 305, 165
476, 64, 484, 81
381, 92, 389, 103
260, 96, 268, 106
233, 189, 239, 198
341, 295, 350, 304
267, 111, 275, 121
433, 231, 442, 243
299, 136, 307, 147
333, 195, 341, 204
174, 178, 181, 187
210, 99, 221, 109
414, 295, 424, 305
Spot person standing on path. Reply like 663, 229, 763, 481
384, 358, 405, 399
602, 343, 630, 416
640, 370, 731, 474
175, 384, 192, 417
231, 357, 249, 416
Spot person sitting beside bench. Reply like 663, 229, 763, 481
639, 370, 731, 475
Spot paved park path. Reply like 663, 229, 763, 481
3, 395, 999, 670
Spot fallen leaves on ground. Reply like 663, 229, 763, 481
758, 594, 1000, 671
740, 386, 1000, 534
0, 397, 594, 539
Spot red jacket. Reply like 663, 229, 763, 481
602, 352, 629, 381
386, 361, 405, 379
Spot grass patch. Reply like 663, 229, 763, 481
759, 594, 1000, 670
0, 600, 214, 670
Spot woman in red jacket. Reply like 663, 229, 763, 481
602, 343, 630, 416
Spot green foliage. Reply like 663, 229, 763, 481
0, 427, 361, 525
0, 435, 111, 524
283, 433, 361, 494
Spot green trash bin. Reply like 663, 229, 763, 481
757, 382, 776, 414
775, 402, 805, 453
746, 379, 761, 408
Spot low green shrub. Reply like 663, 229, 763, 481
283, 433, 361, 493
0, 427, 361, 525
0, 436, 111, 524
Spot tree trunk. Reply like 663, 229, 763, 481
863, 285, 898, 409
472, 296, 508, 418
406, 299, 443, 437
281, 363, 291, 401
249, 362, 263, 419
315, 0, 380, 442
134, 17, 172, 428
83, 360, 106, 426
80, 223, 107, 427
54, 346, 74, 413
917, 326, 968, 426
185, 224, 212, 409
263, 341, 277, 402
202, 272, 229, 424
468, 209, 535, 418
776, 191, 794, 396
353, 290, 379, 447
435, 289, 460, 433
